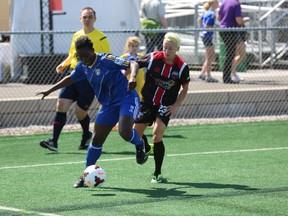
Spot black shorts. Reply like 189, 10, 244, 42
135, 102, 170, 127
59, 78, 95, 111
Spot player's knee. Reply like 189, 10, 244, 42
152, 134, 162, 143
57, 99, 71, 112
118, 130, 131, 141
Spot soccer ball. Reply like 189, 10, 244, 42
84, 165, 106, 188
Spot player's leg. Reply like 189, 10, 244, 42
134, 101, 156, 163
75, 79, 95, 150
39, 86, 74, 152
118, 91, 148, 164
151, 114, 169, 183
74, 105, 115, 188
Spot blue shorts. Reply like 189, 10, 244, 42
202, 37, 213, 47
59, 78, 95, 111
95, 90, 140, 126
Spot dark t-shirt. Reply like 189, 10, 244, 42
136, 51, 190, 106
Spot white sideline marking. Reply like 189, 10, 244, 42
0, 206, 61, 216
168, 147, 288, 157
0, 147, 287, 171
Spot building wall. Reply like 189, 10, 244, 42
0, 0, 10, 31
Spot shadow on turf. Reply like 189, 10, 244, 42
166, 182, 258, 191
99, 182, 258, 199
43, 151, 135, 156
36, 187, 288, 213
95, 187, 199, 198
146, 134, 186, 139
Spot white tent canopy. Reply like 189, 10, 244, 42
9, 0, 140, 80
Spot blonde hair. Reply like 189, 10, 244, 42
163, 32, 181, 48
123, 36, 141, 54
203, 0, 216, 10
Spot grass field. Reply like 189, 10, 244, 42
0, 120, 288, 216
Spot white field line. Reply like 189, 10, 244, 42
0, 206, 61, 216
0, 147, 288, 171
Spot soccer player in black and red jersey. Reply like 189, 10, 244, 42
129, 32, 191, 183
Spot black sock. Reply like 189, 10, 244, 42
153, 141, 165, 176
52, 112, 66, 143
79, 114, 90, 137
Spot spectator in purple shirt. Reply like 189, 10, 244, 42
218, 0, 245, 84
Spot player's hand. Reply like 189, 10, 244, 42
56, 64, 66, 74
35, 91, 50, 100
128, 81, 137, 90
165, 104, 178, 117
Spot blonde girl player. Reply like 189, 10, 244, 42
108, 36, 146, 131
121, 36, 145, 100
130, 32, 190, 183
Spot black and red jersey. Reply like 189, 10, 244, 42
136, 51, 190, 106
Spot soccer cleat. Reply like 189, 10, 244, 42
136, 140, 146, 164
151, 174, 167, 183
39, 139, 58, 152
78, 131, 93, 150
73, 176, 88, 188
144, 143, 154, 159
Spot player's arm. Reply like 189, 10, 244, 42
166, 82, 189, 117
56, 55, 73, 74
128, 61, 139, 90
35, 76, 76, 99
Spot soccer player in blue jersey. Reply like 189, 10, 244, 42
39, 7, 111, 151
36, 35, 149, 188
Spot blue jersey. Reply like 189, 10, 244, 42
200, 9, 215, 39
70, 53, 131, 105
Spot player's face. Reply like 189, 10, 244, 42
129, 42, 139, 55
80, 9, 96, 27
163, 41, 179, 60
76, 48, 96, 66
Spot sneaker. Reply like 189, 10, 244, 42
206, 76, 219, 83
74, 176, 88, 188
136, 140, 146, 165
231, 75, 244, 82
39, 139, 58, 152
79, 131, 93, 150
224, 79, 240, 84
198, 74, 206, 81
151, 174, 167, 183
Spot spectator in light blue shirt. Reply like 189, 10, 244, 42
198, 0, 219, 83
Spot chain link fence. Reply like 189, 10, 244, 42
2, 0, 288, 129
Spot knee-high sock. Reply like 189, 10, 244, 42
52, 112, 66, 143
129, 129, 143, 147
85, 145, 102, 168
79, 114, 90, 137
153, 141, 165, 176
